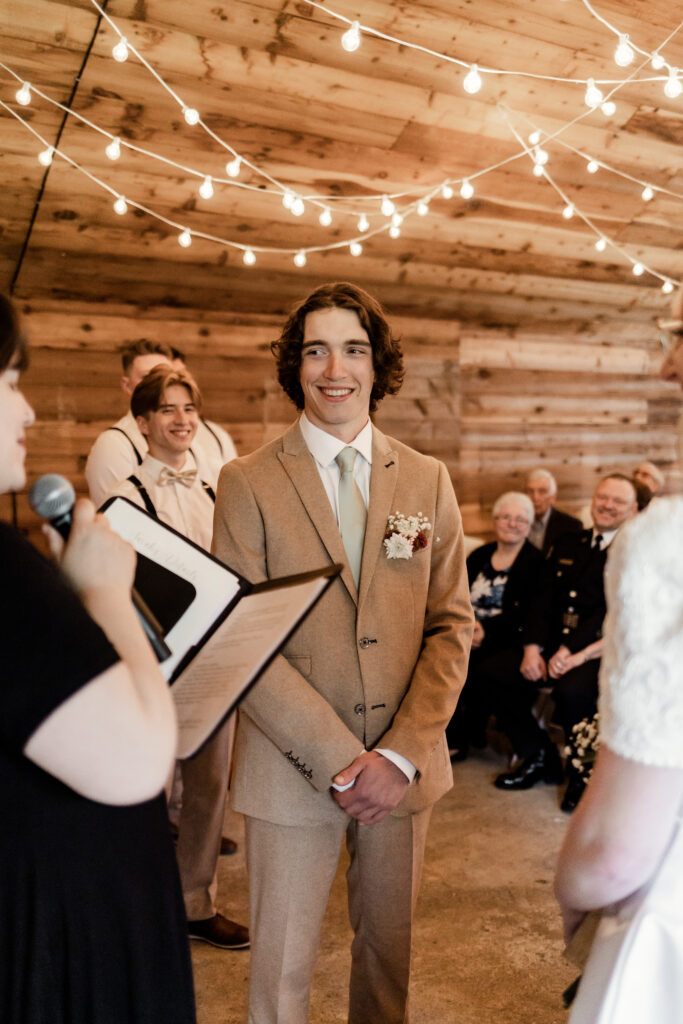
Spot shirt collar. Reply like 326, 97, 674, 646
592, 526, 618, 547
299, 413, 373, 468
143, 453, 194, 477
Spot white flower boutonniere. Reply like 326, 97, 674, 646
383, 511, 431, 560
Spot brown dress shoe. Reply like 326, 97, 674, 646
188, 913, 250, 950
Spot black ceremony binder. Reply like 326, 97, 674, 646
100, 495, 340, 757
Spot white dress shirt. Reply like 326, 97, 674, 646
86, 411, 237, 507
106, 453, 215, 551
592, 527, 617, 550
299, 414, 416, 786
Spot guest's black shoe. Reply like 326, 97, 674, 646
494, 743, 563, 790
561, 774, 586, 814
220, 836, 238, 856
188, 913, 250, 950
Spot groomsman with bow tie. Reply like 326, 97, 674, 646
212, 282, 474, 1024
105, 364, 249, 952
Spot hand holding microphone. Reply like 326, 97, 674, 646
29, 475, 171, 662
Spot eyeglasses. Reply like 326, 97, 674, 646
495, 514, 530, 526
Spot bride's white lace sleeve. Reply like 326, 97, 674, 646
599, 496, 683, 768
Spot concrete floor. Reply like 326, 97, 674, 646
191, 749, 577, 1024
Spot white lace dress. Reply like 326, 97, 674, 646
569, 496, 683, 1023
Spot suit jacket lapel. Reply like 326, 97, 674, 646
277, 422, 358, 601
358, 427, 398, 609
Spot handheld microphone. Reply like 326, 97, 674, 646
29, 474, 171, 663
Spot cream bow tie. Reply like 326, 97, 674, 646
157, 466, 197, 487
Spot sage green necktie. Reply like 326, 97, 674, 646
335, 446, 367, 587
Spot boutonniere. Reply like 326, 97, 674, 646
383, 511, 431, 560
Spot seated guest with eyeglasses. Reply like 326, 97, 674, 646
447, 492, 543, 761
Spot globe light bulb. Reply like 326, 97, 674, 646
441, 183, 454, 199
319, 207, 332, 226
532, 163, 545, 177
528, 130, 541, 145
651, 53, 665, 71
614, 34, 634, 68
105, 137, 121, 161
534, 147, 549, 165
178, 229, 192, 248
349, 242, 362, 256
391, 212, 403, 228
662, 280, 674, 294
601, 100, 616, 116
632, 262, 644, 276
389, 225, 401, 238
291, 197, 305, 217
226, 156, 241, 177
341, 21, 361, 53
358, 214, 369, 232
282, 190, 294, 210
16, 82, 31, 106
664, 69, 682, 99
587, 160, 599, 174
199, 176, 214, 199
417, 200, 429, 216
381, 195, 395, 216
113, 196, 128, 215
641, 185, 654, 201
463, 64, 482, 95
595, 237, 607, 252
293, 250, 307, 267
243, 249, 256, 265
38, 147, 53, 167
585, 78, 603, 107
112, 37, 129, 63
183, 106, 200, 126
460, 179, 474, 199
562, 203, 574, 219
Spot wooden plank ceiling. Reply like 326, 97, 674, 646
2, 0, 683, 328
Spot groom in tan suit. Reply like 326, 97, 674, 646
213, 282, 473, 1024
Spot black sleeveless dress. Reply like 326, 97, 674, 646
0, 524, 196, 1023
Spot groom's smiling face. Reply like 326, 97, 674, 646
299, 306, 375, 443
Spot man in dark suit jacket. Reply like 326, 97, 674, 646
526, 468, 582, 555
496, 474, 638, 810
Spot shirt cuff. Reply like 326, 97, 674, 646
375, 748, 416, 783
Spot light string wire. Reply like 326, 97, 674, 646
500, 107, 673, 288
8, 0, 682, 214
3, 3, 679, 280
302, 0, 677, 83
0, 95, 403, 257
86, 0, 681, 202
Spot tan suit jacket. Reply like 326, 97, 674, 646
212, 421, 473, 827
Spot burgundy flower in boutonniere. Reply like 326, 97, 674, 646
383, 511, 431, 560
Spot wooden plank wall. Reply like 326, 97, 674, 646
3, 298, 680, 550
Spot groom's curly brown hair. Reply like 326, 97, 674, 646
271, 282, 404, 413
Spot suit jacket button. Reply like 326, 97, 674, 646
569, 590, 577, 598
359, 637, 369, 649
354, 703, 365, 715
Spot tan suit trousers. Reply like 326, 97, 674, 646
245, 805, 432, 1024
169, 714, 235, 920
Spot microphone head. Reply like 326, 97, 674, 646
28, 474, 76, 520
